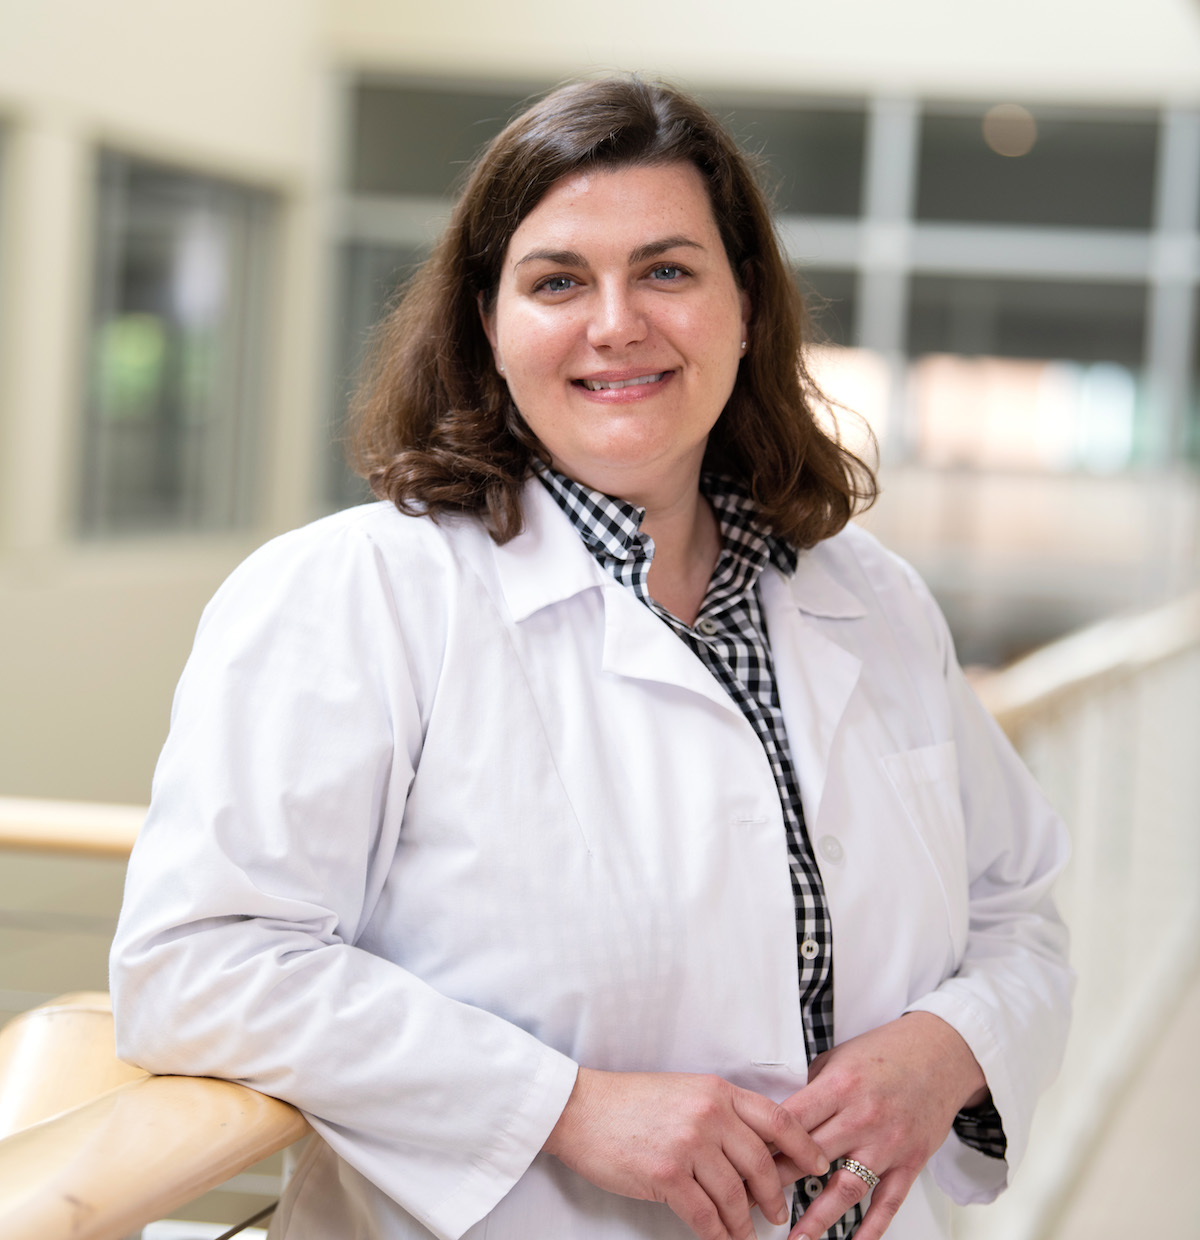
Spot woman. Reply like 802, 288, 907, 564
111, 79, 1072, 1240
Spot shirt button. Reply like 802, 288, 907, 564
694, 617, 718, 636
818, 835, 844, 864
803, 1176, 825, 1198
800, 938, 820, 960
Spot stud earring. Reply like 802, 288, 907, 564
740, 341, 747, 351
498, 363, 505, 373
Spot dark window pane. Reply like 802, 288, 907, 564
724, 105, 866, 216
1190, 301, 1200, 464
82, 153, 271, 533
327, 242, 427, 509
351, 85, 533, 197
917, 108, 1158, 229
797, 267, 857, 347
907, 276, 1149, 473
908, 276, 1146, 366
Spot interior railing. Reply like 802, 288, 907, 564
960, 589, 1200, 1240
2, 589, 1198, 1240
0, 797, 143, 857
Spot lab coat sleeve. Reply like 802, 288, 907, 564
894, 559, 1074, 1205
109, 516, 579, 1240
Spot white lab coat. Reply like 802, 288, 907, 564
110, 480, 1072, 1240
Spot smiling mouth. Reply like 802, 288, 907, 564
577, 372, 667, 392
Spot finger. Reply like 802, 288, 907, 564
769, 1150, 800, 1189
664, 1175, 736, 1240
716, 1127, 789, 1229
693, 1153, 760, 1240
780, 1079, 839, 1135
850, 1168, 916, 1240
732, 1089, 830, 1183
787, 1163, 873, 1240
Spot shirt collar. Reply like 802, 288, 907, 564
537, 466, 797, 577
536, 468, 648, 562
493, 472, 867, 625
705, 485, 798, 578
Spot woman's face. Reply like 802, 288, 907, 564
481, 161, 750, 502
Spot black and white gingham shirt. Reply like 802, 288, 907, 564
539, 468, 1005, 1238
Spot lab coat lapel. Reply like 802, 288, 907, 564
761, 552, 866, 827
492, 480, 743, 717
491, 479, 611, 622
599, 583, 742, 715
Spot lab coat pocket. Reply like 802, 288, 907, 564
881, 742, 969, 962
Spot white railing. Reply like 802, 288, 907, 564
957, 590, 1200, 1239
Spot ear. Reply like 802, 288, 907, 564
738, 287, 752, 341
477, 292, 503, 373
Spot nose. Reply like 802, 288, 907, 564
586, 281, 648, 351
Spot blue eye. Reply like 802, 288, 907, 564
651, 265, 684, 281
539, 275, 576, 294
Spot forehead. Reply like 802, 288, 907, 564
505, 162, 721, 261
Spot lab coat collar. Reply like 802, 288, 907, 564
492, 483, 871, 733
491, 480, 748, 717
495, 480, 870, 622
492, 479, 613, 623
777, 544, 868, 620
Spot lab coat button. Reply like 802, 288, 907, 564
818, 835, 844, 864
695, 617, 718, 636
800, 938, 820, 960
803, 1176, 825, 1198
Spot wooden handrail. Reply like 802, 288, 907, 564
0, 1072, 309, 1240
0, 993, 310, 1239
0, 797, 144, 857
0, 993, 147, 1139
973, 589, 1200, 735
0, 995, 308, 1240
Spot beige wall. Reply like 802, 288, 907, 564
0, 0, 330, 800
0, 545, 261, 801
328, 0, 1200, 103
0, 0, 319, 173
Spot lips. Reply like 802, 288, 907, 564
577, 372, 667, 392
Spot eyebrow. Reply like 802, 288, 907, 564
629, 236, 704, 264
514, 236, 705, 270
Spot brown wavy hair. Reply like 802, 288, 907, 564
351, 76, 876, 545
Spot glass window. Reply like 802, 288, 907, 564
1190, 302, 1200, 464
916, 107, 1158, 230
723, 103, 866, 217
351, 85, 533, 198
327, 241, 427, 510
907, 275, 1148, 471
82, 153, 272, 534
334, 84, 540, 511
908, 275, 1146, 365
798, 267, 857, 347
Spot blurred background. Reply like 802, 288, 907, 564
1, 1, 1198, 1237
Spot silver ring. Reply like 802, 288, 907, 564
839, 1158, 880, 1190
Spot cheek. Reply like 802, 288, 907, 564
677, 298, 742, 350
502, 346, 559, 395
498, 310, 572, 377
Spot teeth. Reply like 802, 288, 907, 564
581, 372, 665, 391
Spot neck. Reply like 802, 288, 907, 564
639, 481, 721, 627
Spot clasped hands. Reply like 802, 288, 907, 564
543, 1013, 989, 1240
